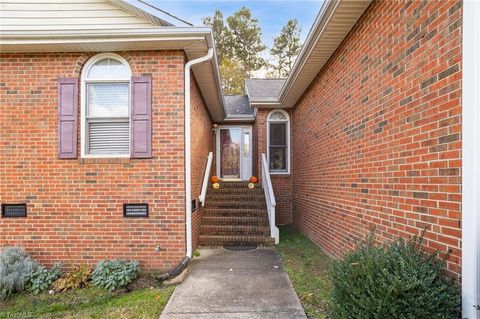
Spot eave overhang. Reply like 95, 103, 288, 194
0, 27, 225, 121
255, 0, 372, 109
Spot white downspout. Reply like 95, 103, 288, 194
462, 1, 480, 318
184, 48, 214, 258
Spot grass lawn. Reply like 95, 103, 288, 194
0, 277, 174, 319
277, 226, 333, 319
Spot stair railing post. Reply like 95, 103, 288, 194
199, 152, 213, 206
262, 153, 279, 244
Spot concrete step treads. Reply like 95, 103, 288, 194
203, 208, 268, 217
199, 234, 275, 246
207, 188, 265, 198
202, 215, 269, 225
207, 194, 266, 201
200, 224, 271, 236
204, 201, 266, 209
209, 182, 260, 189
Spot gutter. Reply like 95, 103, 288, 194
184, 47, 214, 258
0, 28, 215, 45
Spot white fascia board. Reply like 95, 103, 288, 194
251, 101, 283, 108
223, 116, 255, 122
276, 0, 339, 104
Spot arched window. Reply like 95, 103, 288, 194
267, 109, 290, 173
81, 53, 131, 157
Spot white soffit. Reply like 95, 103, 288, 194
278, 0, 372, 108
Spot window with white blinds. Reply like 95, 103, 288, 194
82, 54, 132, 156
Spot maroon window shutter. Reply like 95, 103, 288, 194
57, 78, 78, 159
131, 76, 152, 158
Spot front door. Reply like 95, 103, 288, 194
216, 126, 252, 181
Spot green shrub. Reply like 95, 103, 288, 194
330, 233, 461, 319
27, 262, 62, 294
91, 260, 139, 291
0, 247, 39, 300
53, 265, 91, 292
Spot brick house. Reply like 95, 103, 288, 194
1, 1, 479, 316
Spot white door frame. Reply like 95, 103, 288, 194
216, 125, 252, 181
462, 1, 480, 318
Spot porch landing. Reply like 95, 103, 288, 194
160, 248, 306, 319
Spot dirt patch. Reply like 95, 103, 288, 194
128, 273, 161, 291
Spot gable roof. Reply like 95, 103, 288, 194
0, 0, 225, 121
246, 0, 371, 109
276, 0, 372, 108
245, 79, 286, 104
0, 0, 180, 33
114, 0, 193, 27
224, 95, 254, 118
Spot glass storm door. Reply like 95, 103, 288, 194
220, 128, 241, 179
217, 126, 252, 180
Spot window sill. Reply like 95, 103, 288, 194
79, 156, 132, 164
81, 153, 130, 159
269, 172, 291, 176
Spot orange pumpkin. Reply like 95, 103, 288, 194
210, 176, 220, 183
249, 176, 258, 183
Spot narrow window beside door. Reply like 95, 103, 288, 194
268, 110, 290, 173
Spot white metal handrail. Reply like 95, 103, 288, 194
262, 153, 279, 244
199, 152, 213, 206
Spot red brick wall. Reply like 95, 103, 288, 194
0, 51, 187, 271
190, 73, 214, 251
254, 108, 292, 225
291, 0, 462, 276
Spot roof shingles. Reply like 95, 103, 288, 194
245, 78, 286, 101
224, 95, 254, 117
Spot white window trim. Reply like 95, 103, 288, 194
267, 109, 290, 174
80, 53, 132, 158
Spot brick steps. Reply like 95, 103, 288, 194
199, 234, 275, 246
200, 182, 274, 246
207, 194, 266, 201
210, 181, 256, 188
205, 201, 266, 209
209, 188, 264, 194
200, 224, 270, 236
202, 215, 269, 225
204, 208, 269, 218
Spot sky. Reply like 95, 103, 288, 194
150, 1, 324, 50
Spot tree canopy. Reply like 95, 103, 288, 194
203, 8, 302, 94
269, 19, 302, 78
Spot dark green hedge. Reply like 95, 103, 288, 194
330, 233, 461, 319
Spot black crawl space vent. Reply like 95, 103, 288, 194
123, 203, 148, 218
2, 204, 27, 218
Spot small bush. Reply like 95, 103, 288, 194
92, 259, 139, 291
53, 265, 91, 292
330, 233, 461, 319
0, 247, 39, 300
27, 262, 62, 294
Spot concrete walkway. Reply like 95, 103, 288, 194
160, 247, 307, 319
